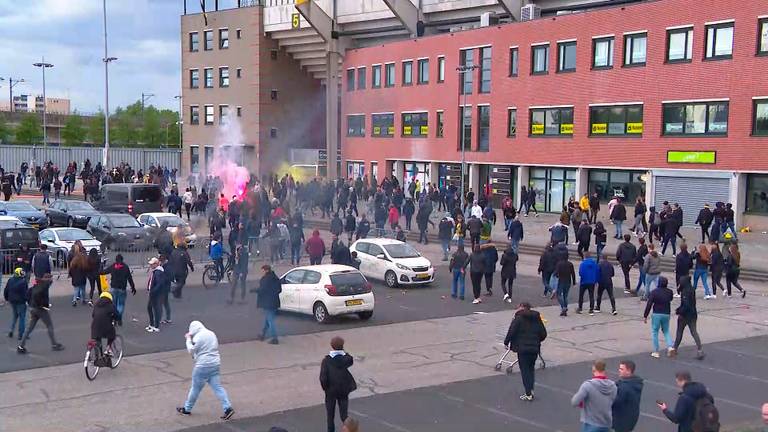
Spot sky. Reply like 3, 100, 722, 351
0, 0, 185, 114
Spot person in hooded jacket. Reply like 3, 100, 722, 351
482, 244, 498, 297
642, 244, 662, 300
169, 243, 195, 299
438, 214, 455, 261
708, 242, 725, 295
31, 244, 52, 279
416, 200, 434, 244
695, 204, 713, 244
593, 221, 607, 259
578, 252, 599, 315
402, 198, 415, 231
610, 199, 627, 239
69, 253, 89, 307
615, 234, 637, 295
17, 273, 64, 354
670, 276, 704, 360
468, 245, 486, 304
644, 276, 674, 358
330, 213, 344, 237
571, 359, 617, 432
555, 255, 576, 316
507, 214, 524, 253
355, 214, 370, 240
86, 248, 101, 306
305, 230, 326, 265
537, 244, 557, 297
320, 336, 357, 432
500, 246, 518, 303
4, 268, 29, 340
289, 218, 305, 265
255, 265, 281, 344
343, 211, 356, 244
576, 220, 593, 259
504, 302, 547, 401
90, 291, 117, 351
674, 243, 693, 292
229, 245, 249, 304
145, 257, 168, 333
101, 254, 136, 326
595, 255, 617, 315
612, 360, 644, 432
177, 320, 234, 420
331, 240, 352, 266
658, 371, 715, 432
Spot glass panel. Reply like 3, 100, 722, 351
708, 103, 728, 133
548, 180, 564, 212
190, 147, 200, 173
706, 27, 715, 58
544, 109, 559, 135
761, 21, 768, 53
507, 109, 517, 136
755, 101, 768, 134
357, 67, 366, 89
510, 48, 519, 76
611, 172, 630, 183
531, 110, 545, 135
550, 169, 565, 180
461, 50, 474, 94
608, 106, 626, 135
418, 59, 429, 83
564, 180, 576, 204
478, 106, 490, 151
632, 35, 647, 63
533, 46, 549, 72
663, 105, 685, 133
372, 66, 381, 87
403, 61, 413, 85
461, 107, 472, 150
385, 63, 395, 87
589, 170, 609, 182
594, 39, 612, 67
714, 26, 733, 56
438, 57, 445, 82
746, 175, 768, 213
559, 42, 576, 71
668, 30, 688, 60
684, 104, 707, 134
346, 69, 355, 91
531, 168, 546, 179
480, 47, 492, 93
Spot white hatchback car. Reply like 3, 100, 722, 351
350, 238, 434, 288
279, 265, 374, 323
136, 212, 198, 247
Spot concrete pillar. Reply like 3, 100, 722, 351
325, 46, 340, 180
516, 165, 529, 208
468, 164, 480, 199
730, 172, 746, 229
429, 162, 439, 186
394, 160, 405, 185
646, 170, 656, 210
575, 167, 589, 201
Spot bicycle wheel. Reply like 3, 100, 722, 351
202, 266, 218, 289
84, 346, 100, 381
109, 335, 124, 369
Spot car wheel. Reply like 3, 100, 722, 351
67, 217, 74, 227
357, 311, 373, 321
56, 250, 65, 268
313, 302, 329, 324
385, 270, 398, 288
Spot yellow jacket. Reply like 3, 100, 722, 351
579, 196, 590, 211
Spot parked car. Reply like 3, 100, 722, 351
87, 213, 153, 251
0, 220, 39, 274
45, 200, 100, 228
93, 183, 164, 216
278, 265, 374, 323
0, 215, 26, 227
0, 201, 48, 229
350, 238, 434, 288
137, 212, 198, 247
39, 228, 102, 267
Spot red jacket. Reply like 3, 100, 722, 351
388, 207, 400, 225
305, 231, 326, 257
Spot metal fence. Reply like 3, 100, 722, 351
0, 145, 181, 172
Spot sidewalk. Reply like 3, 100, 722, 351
1, 282, 767, 432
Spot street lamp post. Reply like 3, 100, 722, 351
4, 77, 25, 113
456, 64, 479, 210
102, 0, 117, 167
174, 95, 182, 148
33, 58, 54, 147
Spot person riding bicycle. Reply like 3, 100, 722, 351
209, 234, 225, 281
91, 291, 117, 358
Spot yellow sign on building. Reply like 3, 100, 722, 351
560, 123, 574, 134
403, 126, 413, 135
420, 125, 429, 135
591, 123, 607, 134
626, 122, 643, 134
291, 13, 300, 29
531, 124, 544, 135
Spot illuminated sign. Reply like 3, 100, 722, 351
667, 151, 716, 164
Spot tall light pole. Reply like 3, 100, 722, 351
102, 0, 117, 167
174, 95, 182, 148
456, 64, 479, 209
33, 59, 54, 147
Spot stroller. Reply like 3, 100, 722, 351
494, 347, 547, 374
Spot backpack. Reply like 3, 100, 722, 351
692, 397, 720, 432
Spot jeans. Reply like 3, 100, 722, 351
673, 316, 703, 350
147, 292, 162, 328
596, 283, 615, 311
501, 276, 514, 298
556, 282, 570, 311
441, 239, 450, 260
518, 352, 537, 396
9, 303, 26, 338
291, 242, 302, 265
661, 233, 677, 255
451, 269, 465, 298
184, 365, 232, 413
635, 270, 647, 297
111, 289, 127, 322
596, 242, 605, 259
230, 272, 247, 301
541, 272, 552, 296
693, 268, 711, 297
651, 313, 673, 352
72, 284, 86, 302
261, 309, 278, 340
644, 273, 660, 298
325, 394, 349, 432
578, 284, 595, 312
613, 220, 623, 238
510, 238, 520, 254
581, 424, 610, 432
619, 263, 632, 292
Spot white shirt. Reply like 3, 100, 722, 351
471, 205, 483, 219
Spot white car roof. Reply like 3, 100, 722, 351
353, 238, 403, 246
0, 216, 22, 222
283, 264, 360, 275
138, 212, 179, 218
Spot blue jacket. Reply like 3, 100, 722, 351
3, 275, 29, 304
579, 258, 599, 285
209, 240, 223, 260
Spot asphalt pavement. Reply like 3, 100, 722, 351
179, 335, 768, 432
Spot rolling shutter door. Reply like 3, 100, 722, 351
654, 176, 729, 226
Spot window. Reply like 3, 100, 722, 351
623, 32, 647, 66
189, 32, 199, 52
357, 67, 366, 89
236, 68, 242, 78
190, 106, 200, 125
402, 61, 413, 86
219, 105, 229, 123
530, 107, 574, 136
557, 41, 577, 72
666, 27, 693, 62
204, 30, 213, 50
236, 106, 242, 117
190, 146, 200, 173
436, 111, 444, 137
204, 105, 214, 125
589, 105, 643, 136
592, 37, 614, 69
372, 65, 382, 88
705, 22, 734, 60
509, 47, 519, 76
759, 18, 768, 55
236, 29, 242, 39
219, 67, 229, 87
347, 115, 365, 137
219, 28, 229, 49
477, 106, 490, 151
346, 69, 355, 91
270, 89, 278, 100
401, 112, 428, 137
372, 114, 394, 137
189, 69, 199, 88
746, 174, 768, 214
507, 108, 517, 137
270, 49, 278, 60
437, 56, 445, 82
459, 49, 474, 94
479, 47, 492, 93
662, 101, 729, 135
270, 128, 278, 138
531, 44, 549, 74
459, 106, 471, 150
752, 99, 768, 135
203, 68, 213, 88
417, 58, 429, 84
385, 63, 395, 87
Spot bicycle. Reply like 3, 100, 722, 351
84, 334, 124, 381
201, 251, 233, 289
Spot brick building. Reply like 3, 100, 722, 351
342, 0, 768, 228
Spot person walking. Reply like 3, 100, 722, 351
670, 276, 705, 360
504, 302, 547, 401
643, 276, 674, 358
467, 215, 483, 249
183, 188, 194, 221
228, 245, 249, 304
305, 229, 326, 265
4, 268, 29, 341
449, 245, 469, 300
68, 253, 89, 307
320, 336, 357, 432
101, 254, 136, 326
176, 321, 235, 420
634, 238, 648, 297
641, 244, 662, 299
692, 243, 713, 299
482, 244, 498, 297
86, 248, 101, 306
589, 192, 600, 224
507, 214, 524, 253
577, 252, 599, 315
31, 244, 52, 279
438, 213, 454, 261
675, 243, 693, 291
724, 244, 746, 298
469, 245, 486, 304
661, 212, 679, 256
648, 206, 661, 245
709, 242, 725, 296
612, 360, 644, 432
17, 273, 65, 354
695, 204, 713, 244
631, 197, 646, 237
576, 220, 593, 259
289, 218, 305, 265
571, 359, 617, 432
145, 257, 167, 333
595, 255, 617, 315
499, 245, 518, 303
615, 235, 637, 295
610, 199, 627, 239
537, 244, 557, 298
593, 221, 607, 259
657, 371, 718, 432
416, 200, 434, 244
169, 243, 195, 299
555, 254, 576, 317
255, 265, 282, 344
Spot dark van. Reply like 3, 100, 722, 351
0, 222, 39, 274
94, 184, 164, 216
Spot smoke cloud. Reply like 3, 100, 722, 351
209, 114, 251, 199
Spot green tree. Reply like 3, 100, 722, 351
14, 114, 42, 145
61, 114, 87, 146
88, 112, 105, 146
159, 109, 181, 147
0, 116, 11, 144
141, 106, 163, 147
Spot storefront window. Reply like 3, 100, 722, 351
403, 162, 430, 188
347, 162, 365, 179
529, 168, 576, 212
588, 169, 646, 202
746, 174, 768, 214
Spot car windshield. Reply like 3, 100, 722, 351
157, 215, 185, 227
56, 229, 95, 241
5, 202, 37, 211
383, 243, 421, 258
109, 215, 141, 228
66, 201, 95, 211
